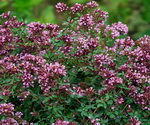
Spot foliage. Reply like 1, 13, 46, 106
0, 1, 150, 125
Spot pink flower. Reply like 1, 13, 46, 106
0, 103, 14, 115
71, 3, 84, 14
86, 1, 99, 8
79, 14, 95, 30
129, 117, 141, 125
52, 119, 77, 125
0, 11, 10, 18
55, 3, 69, 13
0, 117, 18, 125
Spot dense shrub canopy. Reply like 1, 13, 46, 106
0, 1, 150, 125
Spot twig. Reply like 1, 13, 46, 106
75, 98, 82, 104
138, 109, 145, 114
84, 104, 100, 125
104, 114, 107, 119
143, 113, 150, 119
84, 119, 90, 125
122, 104, 128, 113
93, 107, 99, 113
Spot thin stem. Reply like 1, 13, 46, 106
104, 114, 107, 119
93, 107, 99, 113
75, 98, 82, 104
84, 119, 90, 125
138, 109, 145, 114
143, 113, 150, 119
122, 104, 128, 113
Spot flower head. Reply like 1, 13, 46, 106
55, 3, 69, 13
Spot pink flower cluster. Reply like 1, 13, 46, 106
104, 22, 128, 38
0, 90, 11, 96
27, 22, 60, 46
79, 14, 95, 30
94, 54, 113, 67
129, 86, 150, 110
127, 117, 141, 125
0, 53, 66, 95
71, 3, 84, 14
88, 117, 100, 125
86, 1, 99, 8
0, 117, 18, 125
55, 1, 98, 14
78, 8, 108, 31
0, 103, 14, 115
17, 91, 30, 101
55, 3, 69, 13
0, 11, 25, 28
0, 12, 24, 56
116, 97, 124, 105
0, 106, 33, 125
72, 86, 95, 97
52, 119, 77, 125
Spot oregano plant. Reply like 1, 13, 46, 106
0, 1, 150, 125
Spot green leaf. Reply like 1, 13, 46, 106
81, 111, 88, 117
116, 118, 121, 122
97, 103, 103, 107
96, 100, 101, 103
103, 102, 107, 109
33, 123, 39, 125
110, 114, 115, 118
107, 100, 113, 105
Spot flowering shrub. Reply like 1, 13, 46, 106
0, 1, 150, 124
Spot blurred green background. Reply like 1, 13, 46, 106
0, 0, 150, 40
